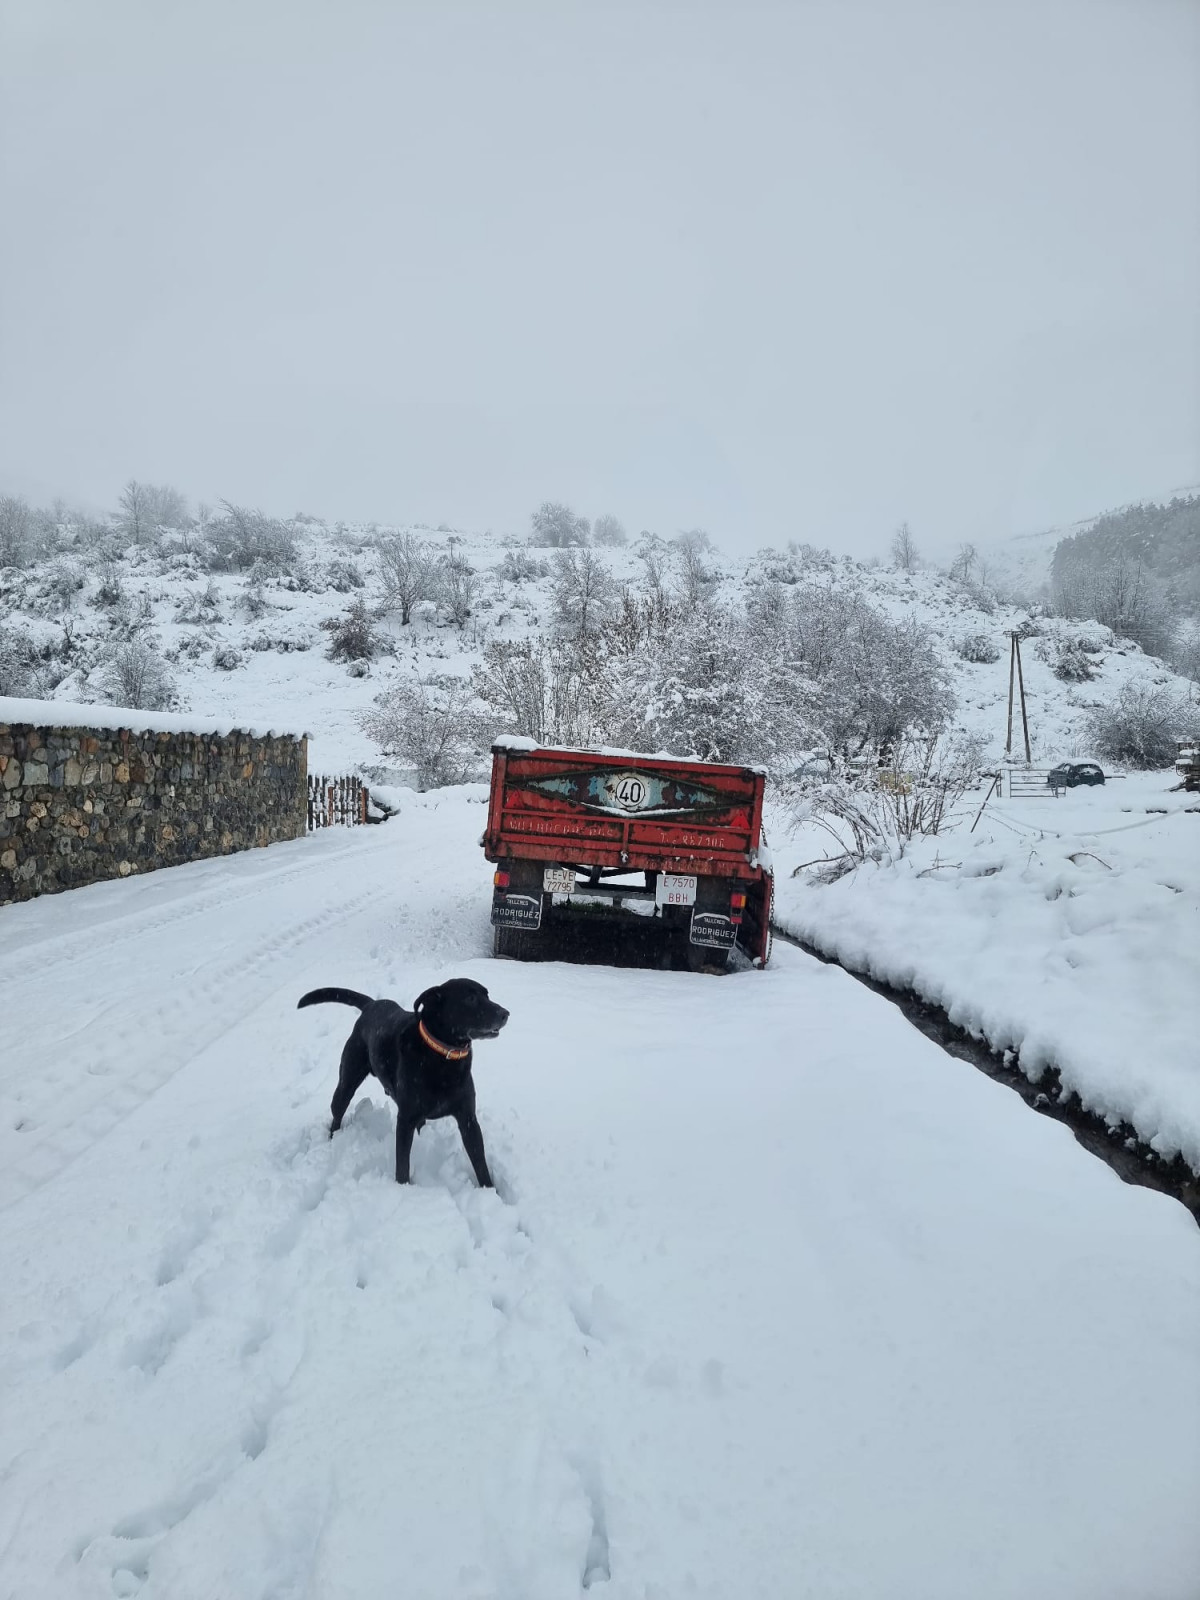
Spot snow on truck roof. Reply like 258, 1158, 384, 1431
490, 736, 768, 775
0, 695, 309, 741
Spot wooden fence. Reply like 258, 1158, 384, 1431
307, 774, 369, 830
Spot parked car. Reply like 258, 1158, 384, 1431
1046, 762, 1105, 789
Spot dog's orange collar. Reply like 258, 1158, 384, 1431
418, 1019, 470, 1060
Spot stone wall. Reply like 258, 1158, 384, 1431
0, 718, 308, 904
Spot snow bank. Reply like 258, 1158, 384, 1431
0, 694, 308, 741
774, 774, 1200, 1171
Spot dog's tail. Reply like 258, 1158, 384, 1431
297, 987, 373, 1012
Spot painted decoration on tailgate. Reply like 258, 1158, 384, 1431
517, 770, 723, 819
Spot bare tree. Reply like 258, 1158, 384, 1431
436, 554, 477, 628
0, 496, 31, 567
551, 548, 617, 640
890, 522, 919, 571
948, 543, 978, 583
99, 638, 176, 710
473, 637, 607, 747
593, 513, 627, 547
377, 532, 435, 624
118, 480, 155, 547
360, 676, 479, 789
530, 501, 591, 547
1086, 684, 1196, 768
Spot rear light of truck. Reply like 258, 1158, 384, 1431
493, 870, 510, 888
730, 889, 746, 926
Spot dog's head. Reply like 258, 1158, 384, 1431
414, 979, 509, 1048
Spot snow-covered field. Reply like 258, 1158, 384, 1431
773, 772, 1200, 1172
2, 790, 1198, 1600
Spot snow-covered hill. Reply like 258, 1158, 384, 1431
1, 518, 1192, 778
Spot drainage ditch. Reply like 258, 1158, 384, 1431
771, 925, 1200, 1228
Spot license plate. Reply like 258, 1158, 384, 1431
656, 873, 697, 907
543, 867, 576, 895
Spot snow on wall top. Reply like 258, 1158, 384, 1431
0, 696, 309, 742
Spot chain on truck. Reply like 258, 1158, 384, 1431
482, 740, 774, 971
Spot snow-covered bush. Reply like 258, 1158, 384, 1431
360, 676, 480, 789
528, 502, 590, 548
321, 596, 380, 663
239, 572, 268, 619
0, 496, 32, 568
325, 557, 364, 593
98, 638, 176, 711
1086, 684, 1197, 769
376, 533, 435, 624
957, 632, 1001, 663
1048, 639, 1098, 682
202, 503, 297, 573
551, 548, 617, 640
175, 580, 223, 624
0, 626, 38, 695
497, 549, 549, 585
211, 644, 243, 671
592, 514, 627, 547
94, 559, 124, 608
792, 730, 987, 871
435, 556, 476, 628
473, 637, 606, 747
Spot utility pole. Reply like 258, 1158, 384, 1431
1004, 632, 1032, 765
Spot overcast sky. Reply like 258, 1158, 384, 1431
1, 0, 1197, 555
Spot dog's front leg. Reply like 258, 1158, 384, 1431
455, 1109, 494, 1189
394, 1112, 419, 1184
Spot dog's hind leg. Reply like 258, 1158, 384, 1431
330, 1035, 370, 1135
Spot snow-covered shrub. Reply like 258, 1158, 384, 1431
325, 557, 364, 593
957, 632, 1001, 663
551, 548, 617, 640
94, 558, 124, 607
98, 637, 176, 711
1086, 684, 1197, 769
792, 730, 987, 869
497, 549, 549, 585
321, 596, 380, 663
0, 626, 38, 695
1049, 639, 1098, 682
211, 644, 243, 671
435, 557, 476, 628
473, 637, 606, 748
239, 572, 268, 619
360, 676, 480, 789
0, 496, 32, 568
202, 503, 297, 573
528, 501, 590, 548
376, 533, 435, 624
593, 514, 627, 547
175, 579, 223, 624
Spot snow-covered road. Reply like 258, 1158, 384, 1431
2, 789, 1198, 1600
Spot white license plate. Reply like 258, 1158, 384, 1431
656, 873, 697, 906
543, 867, 576, 894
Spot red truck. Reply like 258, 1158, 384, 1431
483, 740, 773, 970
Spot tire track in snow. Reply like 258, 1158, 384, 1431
0, 876, 393, 1212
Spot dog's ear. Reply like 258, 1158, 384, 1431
413, 986, 440, 1015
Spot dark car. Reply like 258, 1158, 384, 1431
1047, 762, 1105, 789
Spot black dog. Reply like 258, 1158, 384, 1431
297, 979, 509, 1186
